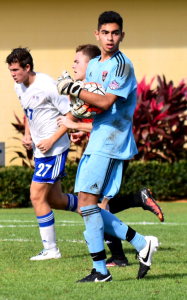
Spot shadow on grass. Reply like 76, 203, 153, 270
117, 272, 187, 282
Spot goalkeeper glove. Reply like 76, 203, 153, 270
57, 70, 84, 97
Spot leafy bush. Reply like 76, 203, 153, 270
1, 161, 187, 207
10, 113, 34, 168
119, 160, 187, 200
0, 166, 34, 207
133, 76, 187, 162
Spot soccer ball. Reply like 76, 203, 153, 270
70, 82, 105, 119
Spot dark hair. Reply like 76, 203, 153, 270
98, 11, 123, 32
76, 44, 101, 60
6, 47, 34, 71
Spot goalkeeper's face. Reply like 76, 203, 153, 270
8, 62, 30, 85
95, 23, 124, 56
72, 51, 89, 82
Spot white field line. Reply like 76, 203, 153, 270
0, 224, 83, 228
0, 238, 85, 243
0, 238, 186, 247
0, 220, 82, 223
0, 220, 187, 227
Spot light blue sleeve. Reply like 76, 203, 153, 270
106, 62, 137, 100
85, 60, 93, 83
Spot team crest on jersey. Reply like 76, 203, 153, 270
89, 71, 92, 77
36, 96, 39, 100
109, 80, 119, 90
102, 71, 108, 82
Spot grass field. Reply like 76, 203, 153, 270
0, 203, 187, 300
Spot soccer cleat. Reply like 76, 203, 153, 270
138, 236, 159, 279
76, 268, 112, 283
30, 248, 61, 261
138, 187, 164, 222
106, 256, 129, 267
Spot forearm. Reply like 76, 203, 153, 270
79, 90, 117, 110
25, 116, 31, 136
50, 112, 77, 144
50, 125, 68, 145
72, 122, 92, 133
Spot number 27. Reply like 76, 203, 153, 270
36, 163, 52, 177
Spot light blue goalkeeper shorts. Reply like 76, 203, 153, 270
74, 154, 123, 199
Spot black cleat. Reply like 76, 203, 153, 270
76, 268, 112, 283
137, 188, 164, 222
138, 262, 150, 279
106, 256, 129, 267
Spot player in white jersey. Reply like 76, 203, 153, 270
57, 12, 159, 282
6, 47, 78, 260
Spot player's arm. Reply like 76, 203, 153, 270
56, 71, 118, 110
57, 116, 92, 133
79, 90, 117, 110
22, 116, 33, 150
36, 112, 75, 154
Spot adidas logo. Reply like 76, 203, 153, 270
90, 183, 98, 189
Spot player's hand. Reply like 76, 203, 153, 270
57, 70, 84, 97
71, 132, 87, 145
70, 103, 92, 119
98, 197, 110, 211
57, 116, 77, 129
36, 138, 54, 153
22, 135, 33, 150
57, 70, 74, 95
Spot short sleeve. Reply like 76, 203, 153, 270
48, 81, 71, 115
106, 61, 137, 100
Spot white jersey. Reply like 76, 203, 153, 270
15, 72, 71, 158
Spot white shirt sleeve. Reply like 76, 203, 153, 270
48, 82, 71, 115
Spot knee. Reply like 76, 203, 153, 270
30, 191, 42, 207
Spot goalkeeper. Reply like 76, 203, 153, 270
57, 44, 164, 268
57, 14, 162, 283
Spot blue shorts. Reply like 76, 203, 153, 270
74, 154, 123, 199
33, 149, 69, 184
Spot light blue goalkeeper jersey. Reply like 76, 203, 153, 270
84, 50, 138, 160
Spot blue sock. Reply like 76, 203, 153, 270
130, 232, 146, 252
81, 205, 107, 275
66, 194, 78, 212
100, 209, 146, 252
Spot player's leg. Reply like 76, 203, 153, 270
99, 159, 159, 279
30, 151, 68, 261
100, 208, 159, 278
78, 191, 112, 283
108, 188, 164, 222
30, 181, 61, 260
75, 155, 112, 282
104, 232, 129, 267
98, 198, 129, 267
47, 179, 78, 212
108, 161, 164, 221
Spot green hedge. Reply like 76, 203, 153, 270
120, 160, 187, 200
0, 161, 187, 207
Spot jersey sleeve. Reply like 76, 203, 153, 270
106, 61, 137, 100
49, 83, 71, 115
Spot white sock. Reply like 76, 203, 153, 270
37, 211, 57, 251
